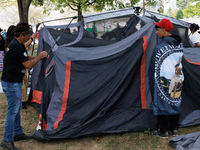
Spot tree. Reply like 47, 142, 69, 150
0, 0, 16, 7
0, 1, 19, 27
166, 8, 177, 18
176, 9, 184, 19
142, 0, 157, 9
176, 0, 190, 10
182, 1, 200, 18
33, 0, 143, 22
17, 0, 32, 23
157, 0, 164, 14
0, 0, 32, 23
29, 6, 48, 27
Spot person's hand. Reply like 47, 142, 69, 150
32, 32, 37, 39
38, 51, 48, 59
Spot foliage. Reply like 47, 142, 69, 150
143, 0, 157, 8
32, 0, 157, 21
182, 1, 200, 18
29, 7, 47, 27
32, 0, 144, 22
176, 9, 184, 19
0, 0, 17, 7
32, 0, 43, 6
157, 0, 164, 14
0, 0, 31, 23
35, 0, 141, 14
144, 128, 151, 135
176, 0, 190, 10
165, 8, 173, 18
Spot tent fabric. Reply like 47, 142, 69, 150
29, 8, 200, 140
32, 14, 158, 140
169, 131, 200, 150
84, 8, 134, 23
179, 48, 200, 127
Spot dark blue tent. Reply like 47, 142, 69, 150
29, 8, 199, 140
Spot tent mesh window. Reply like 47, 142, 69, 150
84, 15, 146, 41
44, 14, 146, 47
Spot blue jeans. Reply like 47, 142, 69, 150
1, 81, 23, 142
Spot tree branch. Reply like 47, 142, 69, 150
67, 3, 78, 11
72, 1, 79, 5
85, 0, 96, 5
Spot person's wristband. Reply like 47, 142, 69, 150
31, 37, 34, 41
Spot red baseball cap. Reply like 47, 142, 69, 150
153, 19, 174, 32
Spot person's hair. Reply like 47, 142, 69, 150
14, 22, 30, 37
65, 28, 70, 33
155, 25, 161, 29
5, 25, 16, 49
190, 23, 199, 32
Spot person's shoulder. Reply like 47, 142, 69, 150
9, 38, 18, 45
194, 32, 200, 37
9, 38, 24, 49
170, 35, 182, 44
155, 43, 163, 50
8, 36, 14, 43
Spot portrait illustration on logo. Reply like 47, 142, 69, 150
168, 58, 183, 98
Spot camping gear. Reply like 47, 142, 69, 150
29, 7, 199, 140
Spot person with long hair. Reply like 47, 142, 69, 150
5, 25, 37, 51
189, 23, 200, 47
4, 25, 16, 50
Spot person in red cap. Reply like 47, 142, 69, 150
149, 19, 184, 138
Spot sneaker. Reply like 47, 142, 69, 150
13, 133, 33, 141
0, 140, 20, 150
169, 129, 178, 137
151, 129, 168, 139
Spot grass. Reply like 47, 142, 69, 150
0, 80, 200, 149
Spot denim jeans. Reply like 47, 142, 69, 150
1, 81, 23, 142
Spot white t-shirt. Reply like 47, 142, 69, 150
191, 31, 200, 46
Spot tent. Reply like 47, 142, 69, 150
29, 7, 200, 140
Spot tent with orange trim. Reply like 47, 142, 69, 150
28, 7, 198, 140
179, 48, 200, 127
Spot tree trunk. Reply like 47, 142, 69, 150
77, 5, 82, 22
17, 0, 32, 23
143, 0, 145, 9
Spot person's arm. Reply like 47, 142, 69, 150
22, 51, 48, 69
195, 42, 200, 47
28, 55, 36, 60
24, 32, 37, 48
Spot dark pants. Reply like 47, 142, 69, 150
158, 114, 180, 133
